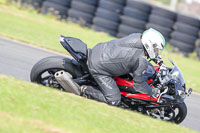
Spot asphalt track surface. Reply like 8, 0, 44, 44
0, 36, 200, 132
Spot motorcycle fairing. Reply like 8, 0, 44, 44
120, 92, 158, 101
60, 35, 88, 56
59, 35, 87, 62
115, 65, 160, 102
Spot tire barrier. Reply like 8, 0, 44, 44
67, 0, 99, 26
199, 31, 200, 38
195, 39, 200, 60
92, 0, 125, 36
196, 32, 200, 60
146, 6, 176, 41
151, 6, 177, 21
170, 14, 200, 55
117, 0, 151, 38
146, 23, 172, 41
9, 0, 200, 58
41, 0, 71, 19
126, 0, 151, 14
20, 0, 44, 9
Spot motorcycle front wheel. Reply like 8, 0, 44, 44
147, 102, 187, 124
172, 102, 187, 124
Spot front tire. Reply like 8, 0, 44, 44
172, 102, 187, 124
147, 102, 187, 124
30, 56, 83, 86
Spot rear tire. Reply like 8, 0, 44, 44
30, 56, 83, 84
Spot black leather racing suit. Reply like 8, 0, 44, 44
84, 33, 153, 106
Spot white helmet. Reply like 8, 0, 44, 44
141, 28, 165, 59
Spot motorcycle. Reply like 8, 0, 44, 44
30, 35, 192, 124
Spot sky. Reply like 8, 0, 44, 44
185, 0, 200, 3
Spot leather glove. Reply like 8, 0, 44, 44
154, 55, 164, 66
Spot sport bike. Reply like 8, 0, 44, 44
30, 35, 192, 124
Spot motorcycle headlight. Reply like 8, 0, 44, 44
177, 90, 186, 99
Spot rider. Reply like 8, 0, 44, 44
78, 28, 165, 106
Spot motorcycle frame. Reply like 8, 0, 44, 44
59, 36, 182, 109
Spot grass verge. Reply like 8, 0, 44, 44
0, 3, 200, 92
0, 74, 197, 133
0, 3, 115, 51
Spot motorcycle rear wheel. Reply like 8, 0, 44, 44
30, 56, 83, 87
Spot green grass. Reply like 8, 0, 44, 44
0, 3, 115, 52
0, 74, 197, 133
0, 3, 200, 93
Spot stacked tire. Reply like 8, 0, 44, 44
67, 0, 99, 26
20, 0, 44, 9
117, 0, 151, 38
170, 14, 200, 56
41, 0, 71, 19
146, 6, 176, 41
92, 0, 125, 36
195, 31, 200, 60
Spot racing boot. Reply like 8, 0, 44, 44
79, 85, 88, 97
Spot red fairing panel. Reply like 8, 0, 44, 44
120, 92, 158, 101
116, 66, 160, 101
114, 77, 133, 87
114, 77, 154, 87
115, 65, 159, 87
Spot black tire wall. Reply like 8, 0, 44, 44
20, 0, 44, 9
170, 14, 200, 55
67, 0, 99, 26
18, 0, 200, 58
41, 0, 71, 19
146, 6, 176, 41
117, 0, 151, 38
92, 0, 125, 36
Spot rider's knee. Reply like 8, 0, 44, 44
106, 94, 121, 106
107, 99, 121, 106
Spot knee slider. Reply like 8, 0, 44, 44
107, 99, 121, 106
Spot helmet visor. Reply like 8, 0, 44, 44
154, 48, 163, 57
153, 42, 163, 57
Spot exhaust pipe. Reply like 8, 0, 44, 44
54, 70, 81, 95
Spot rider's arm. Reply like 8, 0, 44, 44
132, 57, 153, 95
